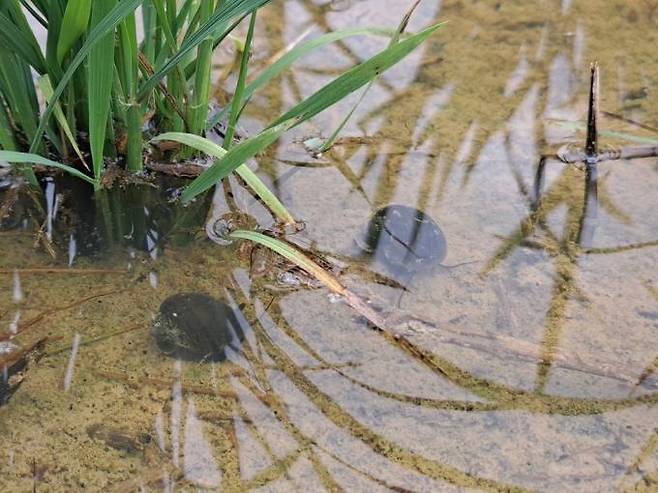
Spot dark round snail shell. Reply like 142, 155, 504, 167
360, 205, 447, 280
152, 292, 242, 362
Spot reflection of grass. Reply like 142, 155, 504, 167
620, 428, 658, 492
230, 285, 658, 490
483, 156, 658, 392
24, 248, 656, 491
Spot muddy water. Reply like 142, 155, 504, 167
2, 0, 658, 491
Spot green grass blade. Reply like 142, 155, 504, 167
0, 11, 47, 73
172, 22, 441, 204
206, 26, 393, 130
38, 75, 88, 170
151, 0, 189, 131
56, 0, 92, 64
138, 0, 272, 99
223, 12, 256, 149
116, 12, 142, 171
19, 0, 48, 28
0, 150, 95, 185
229, 230, 345, 293
151, 131, 295, 224
270, 22, 443, 129
88, 0, 117, 183
28, 0, 143, 154
0, 48, 40, 148
318, 1, 420, 152
0, 99, 18, 151
153, 119, 296, 203
187, 0, 216, 137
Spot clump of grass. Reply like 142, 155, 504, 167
0, 0, 271, 187
0, 0, 442, 225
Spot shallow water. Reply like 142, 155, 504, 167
2, 0, 658, 491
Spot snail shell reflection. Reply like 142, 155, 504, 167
359, 205, 447, 281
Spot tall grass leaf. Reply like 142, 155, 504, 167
18, 0, 48, 28
318, 0, 421, 152
154, 119, 296, 202
0, 12, 47, 73
29, 0, 143, 154
138, 0, 272, 99
88, 0, 117, 182
20, 0, 48, 19
223, 12, 256, 149
0, 150, 95, 185
0, 101, 18, 151
0, 49, 40, 146
38, 75, 88, 169
270, 22, 442, 128
206, 26, 393, 130
57, 0, 92, 63
117, 12, 143, 171
150, 132, 295, 224
187, 0, 216, 137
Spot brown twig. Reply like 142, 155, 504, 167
0, 338, 47, 407
144, 161, 206, 177
0, 268, 127, 275
138, 52, 187, 122
0, 288, 129, 342
92, 368, 239, 399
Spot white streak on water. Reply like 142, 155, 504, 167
411, 83, 454, 145
68, 234, 77, 267
535, 26, 548, 61
162, 470, 172, 493
149, 272, 158, 289
210, 363, 218, 391
155, 412, 166, 452
63, 333, 81, 391
183, 399, 222, 488
171, 361, 182, 468
573, 23, 586, 68
0, 341, 18, 355
504, 46, 529, 98
45, 179, 56, 241
12, 271, 22, 303
147, 229, 158, 260
9, 310, 20, 334
53, 193, 60, 220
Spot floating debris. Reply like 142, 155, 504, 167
152, 293, 243, 362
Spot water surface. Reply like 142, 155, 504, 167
1, 1, 658, 491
